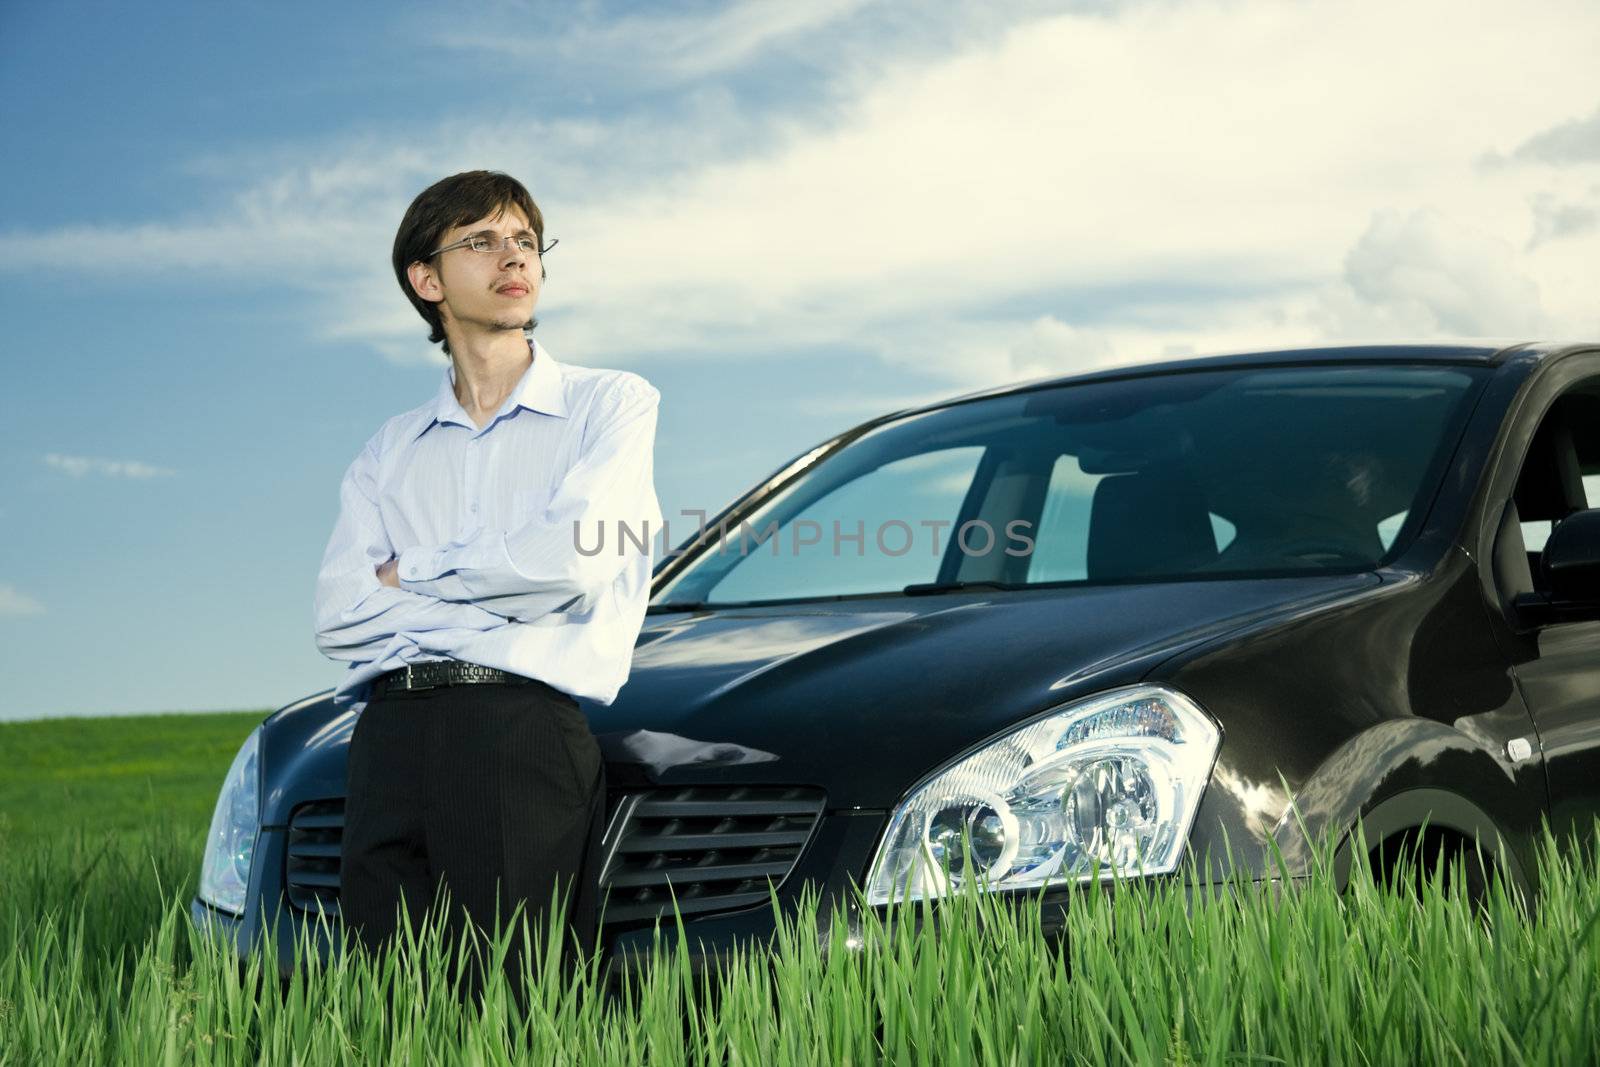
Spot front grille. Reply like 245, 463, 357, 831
284, 799, 344, 913
598, 785, 826, 925
282, 784, 826, 927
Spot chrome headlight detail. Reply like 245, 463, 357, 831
864, 686, 1219, 905
199, 728, 261, 915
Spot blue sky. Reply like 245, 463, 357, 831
1, 0, 1596, 719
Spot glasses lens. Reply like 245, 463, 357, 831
462, 236, 540, 254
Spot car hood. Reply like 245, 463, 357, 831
586, 573, 1380, 807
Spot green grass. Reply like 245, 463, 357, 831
2, 711, 1598, 1064
0, 710, 264, 842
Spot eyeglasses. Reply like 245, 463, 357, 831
426, 233, 560, 259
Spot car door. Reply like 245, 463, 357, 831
1486, 356, 1600, 851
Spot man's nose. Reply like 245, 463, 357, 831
499, 240, 528, 266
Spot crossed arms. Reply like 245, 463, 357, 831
313, 378, 661, 662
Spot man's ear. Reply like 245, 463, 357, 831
406, 260, 443, 302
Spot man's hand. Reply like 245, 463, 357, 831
376, 556, 401, 589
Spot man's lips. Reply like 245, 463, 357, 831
496, 284, 529, 296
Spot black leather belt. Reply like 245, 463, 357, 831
371, 660, 539, 698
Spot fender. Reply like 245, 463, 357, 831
1330, 787, 1535, 901
1185, 716, 1544, 892
1264, 715, 1538, 897
258, 689, 350, 827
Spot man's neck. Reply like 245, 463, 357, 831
445, 331, 533, 427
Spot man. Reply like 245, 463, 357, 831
313, 170, 662, 996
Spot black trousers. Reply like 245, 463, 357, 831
340, 676, 607, 997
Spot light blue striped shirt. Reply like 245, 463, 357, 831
313, 338, 662, 711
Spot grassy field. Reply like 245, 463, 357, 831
2, 711, 1598, 1064
0, 710, 265, 843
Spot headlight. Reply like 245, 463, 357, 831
864, 685, 1219, 905
199, 727, 261, 915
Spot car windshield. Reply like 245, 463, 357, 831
653, 363, 1488, 607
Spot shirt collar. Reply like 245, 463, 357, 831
412, 338, 569, 442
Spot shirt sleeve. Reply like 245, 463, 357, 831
396, 376, 663, 622
313, 431, 511, 663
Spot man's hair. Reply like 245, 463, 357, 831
392, 170, 546, 354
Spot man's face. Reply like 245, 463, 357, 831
411, 203, 543, 341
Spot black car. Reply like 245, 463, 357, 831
193, 341, 1600, 976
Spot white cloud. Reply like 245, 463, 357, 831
1004, 317, 1121, 382
2, 0, 1597, 381
1528, 189, 1599, 249
855, 315, 1124, 396
44, 453, 176, 479
366, 337, 451, 369
1488, 105, 1600, 167
1313, 208, 1546, 338
439, 0, 875, 82
798, 385, 988, 418
0, 585, 44, 617
535, 0, 1593, 337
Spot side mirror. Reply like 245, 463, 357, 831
1515, 508, 1600, 625
1543, 508, 1600, 602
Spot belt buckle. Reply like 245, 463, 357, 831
404, 664, 443, 691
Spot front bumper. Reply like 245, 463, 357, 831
188, 810, 893, 983
188, 808, 1295, 989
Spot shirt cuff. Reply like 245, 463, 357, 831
397, 544, 469, 599
397, 544, 440, 582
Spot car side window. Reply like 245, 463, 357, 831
1377, 510, 1408, 550
1027, 454, 1237, 582
1027, 454, 1406, 584
1025, 455, 1101, 582
1499, 382, 1600, 594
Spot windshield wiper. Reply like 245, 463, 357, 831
902, 580, 1025, 596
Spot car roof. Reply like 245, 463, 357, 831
888, 340, 1589, 421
